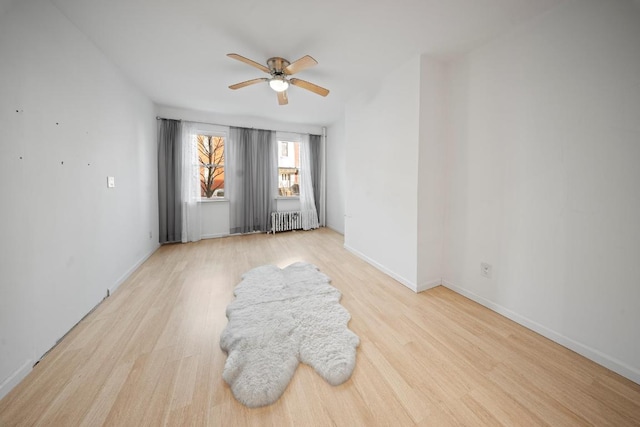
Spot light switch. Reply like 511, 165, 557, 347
107, 176, 115, 188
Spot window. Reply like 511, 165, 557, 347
197, 134, 225, 199
278, 140, 300, 197
280, 141, 289, 157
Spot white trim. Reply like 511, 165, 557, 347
320, 127, 327, 227
108, 244, 159, 296
344, 244, 418, 292
200, 233, 230, 240
198, 198, 228, 203
326, 225, 344, 235
191, 123, 229, 136
441, 280, 640, 385
417, 278, 441, 292
276, 131, 302, 143
0, 358, 33, 400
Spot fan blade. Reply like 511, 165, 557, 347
228, 78, 268, 90
277, 90, 288, 105
227, 53, 270, 74
289, 78, 330, 97
284, 55, 318, 75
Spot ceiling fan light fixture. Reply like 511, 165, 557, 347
269, 77, 289, 92
227, 53, 329, 105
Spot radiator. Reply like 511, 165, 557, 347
271, 211, 302, 233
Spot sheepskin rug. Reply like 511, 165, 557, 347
220, 262, 360, 408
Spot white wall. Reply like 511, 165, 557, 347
0, 0, 158, 398
326, 117, 346, 234
199, 201, 230, 239
442, 0, 640, 383
344, 56, 421, 290
417, 57, 447, 291
341, 55, 448, 293
0, 0, 17, 17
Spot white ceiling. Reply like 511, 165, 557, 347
49, 0, 564, 127
0, 0, 18, 17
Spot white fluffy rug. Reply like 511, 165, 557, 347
220, 262, 360, 408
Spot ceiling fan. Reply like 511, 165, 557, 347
227, 53, 330, 106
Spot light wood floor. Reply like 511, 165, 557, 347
1, 228, 639, 426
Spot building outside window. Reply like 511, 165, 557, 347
278, 140, 300, 197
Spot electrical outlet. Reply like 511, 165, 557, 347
481, 262, 492, 278
107, 176, 115, 188
148, 231, 152, 239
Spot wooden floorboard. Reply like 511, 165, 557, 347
1, 228, 639, 426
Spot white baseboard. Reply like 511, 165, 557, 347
417, 278, 442, 292
201, 233, 230, 240
109, 243, 159, 296
344, 244, 418, 292
442, 280, 640, 385
325, 224, 345, 235
0, 358, 33, 400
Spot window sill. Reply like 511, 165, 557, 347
276, 196, 300, 200
199, 198, 228, 203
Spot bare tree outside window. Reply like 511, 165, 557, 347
197, 134, 225, 198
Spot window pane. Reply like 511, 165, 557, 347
200, 165, 224, 198
278, 141, 300, 197
278, 167, 299, 196
198, 134, 225, 198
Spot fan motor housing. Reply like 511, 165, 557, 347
267, 57, 290, 74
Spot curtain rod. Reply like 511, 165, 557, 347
155, 116, 322, 136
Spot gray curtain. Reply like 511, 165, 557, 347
228, 127, 276, 234
309, 134, 322, 220
157, 119, 182, 243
